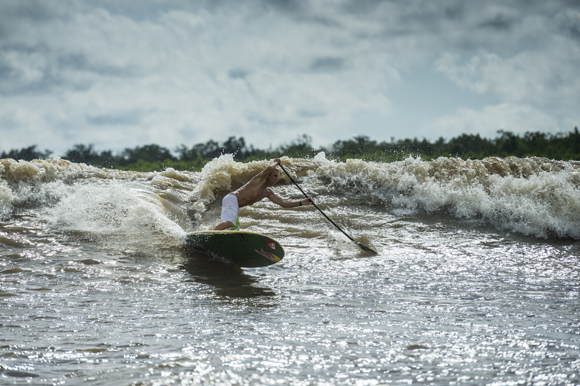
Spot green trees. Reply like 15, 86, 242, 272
0, 145, 52, 161
325, 128, 580, 162
63, 144, 103, 165
2, 128, 580, 171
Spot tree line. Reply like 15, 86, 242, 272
2, 128, 579, 172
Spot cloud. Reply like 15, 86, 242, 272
422, 103, 560, 139
431, 7, 580, 138
434, 37, 580, 112
0, 0, 578, 155
309, 57, 346, 72
0, 1, 401, 153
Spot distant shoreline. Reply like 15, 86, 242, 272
2, 128, 579, 172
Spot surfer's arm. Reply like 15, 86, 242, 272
267, 191, 313, 208
252, 158, 281, 181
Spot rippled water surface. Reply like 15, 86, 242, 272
1, 156, 579, 385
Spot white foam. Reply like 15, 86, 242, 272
0, 158, 194, 255
2, 156, 579, 242
311, 156, 580, 239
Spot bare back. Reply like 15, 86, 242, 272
232, 163, 279, 207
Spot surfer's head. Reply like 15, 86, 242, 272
267, 169, 279, 185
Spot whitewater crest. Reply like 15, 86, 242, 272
180, 153, 580, 239
2, 155, 580, 240
307, 155, 580, 239
0, 158, 201, 255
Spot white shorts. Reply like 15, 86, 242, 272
220, 194, 240, 230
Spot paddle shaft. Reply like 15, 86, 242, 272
278, 163, 377, 254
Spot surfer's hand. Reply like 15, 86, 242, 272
273, 158, 281, 166
302, 197, 313, 206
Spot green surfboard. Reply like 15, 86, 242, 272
184, 230, 285, 267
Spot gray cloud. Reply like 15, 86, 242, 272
309, 57, 345, 72
0, 44, 138, 96
228, 69, 251, 80
0, 0, 70, 40
261, 0, 304, 13
479, 14, 515, 31
87, 113, 142, 126
0, 0, 67, 23
0, 0, 578, 154
556, 9, 580, 41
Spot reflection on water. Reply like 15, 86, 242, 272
181, 249, 276, 298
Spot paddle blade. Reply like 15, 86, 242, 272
357, 242, 378, 255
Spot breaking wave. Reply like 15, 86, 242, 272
2, 154, 580, 242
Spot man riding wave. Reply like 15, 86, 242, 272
214, 158, 313, 230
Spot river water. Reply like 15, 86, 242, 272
1, 154, 579, 385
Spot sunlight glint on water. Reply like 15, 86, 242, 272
1, 155, 579, 385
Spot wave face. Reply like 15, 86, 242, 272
304, 154, 580, 239
2, 154, 580, 243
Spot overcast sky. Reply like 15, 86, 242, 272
1, 0, 579, 156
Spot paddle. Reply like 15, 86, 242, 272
278, 162, 378, 255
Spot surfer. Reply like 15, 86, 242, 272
214, 158, 313, 230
